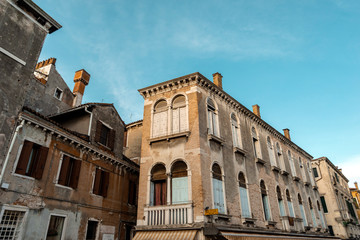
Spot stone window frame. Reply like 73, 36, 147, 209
53, 87, 63, 101
85, 218, 100, 240
206, 97, 220, 137
44, 213, 67, 240
210, 162, 227, 215
170, 94, 189, 135
54, 152, 82, 190
0, 205, 28, 240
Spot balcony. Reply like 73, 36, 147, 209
149, 131, 190, 144
144, 203, 193, 226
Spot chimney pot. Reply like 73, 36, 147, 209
355, 182, 359, 190
212, 72, 223, 89
73, 69, 90, 107
283, 128, 291, 140
252, 104, 261, 118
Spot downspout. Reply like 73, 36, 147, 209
85, 106, 93, 137
0, 119, 25, 185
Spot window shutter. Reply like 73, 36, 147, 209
93, 169, 102, 195
15, 141, 33, 175
179, 107, 187, 132
171, 176, 188, 204
159, 111, 167, 136
150, 181, 154, 206
58, 155, 70, 186
70, 160, 82, 189
108, 129, 115, 150
33, 146, 49, 179
320, 196, 328, 213
172, 108, 179, 133
101, 171, 110, 197
128, 181, 135, 205
95, 121, 102, 143
161, 180, 167, 205
123, 130, 128, 147
240, 187, 251, 218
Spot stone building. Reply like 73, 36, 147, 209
312, 157, 360, 239
0, 0, 61, 175
131, 72, 335, 240
350, 183, 360, 220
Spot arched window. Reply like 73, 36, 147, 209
276, 142, 285, 170
309, 198, 317, 227
212, 163, 225, 214
277, 186, 286, 217
260, 180, 271, 221
150, 164, 167, 206
251, 127, 261, 159
298, 194, 308, 227
171, 161, 188, 204
267, 137, 277, 167
172, 95, 187, 134
288, 151, 296, 176
238, 172, 251, 218
231, 113, 241, 147
286, 189, 295, 217
153, 100, 168, 137
207, 98, 219, 136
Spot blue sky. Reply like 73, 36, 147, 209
36, 0, 360, 185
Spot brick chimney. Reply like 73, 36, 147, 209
73, 69, 90, 107
252, 104, 261, 118
355, 182, 359, 190
213, 72, 223, 89
283, 128, 291, 140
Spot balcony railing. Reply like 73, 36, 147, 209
144, 203, 193, 226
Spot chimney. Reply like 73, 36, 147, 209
283, 128, 291, 140
35, 57, 56, 69
73, 69, 90, 107
212, 72, 223, 89
355, 182, 359, 190
252, 104, 261, 118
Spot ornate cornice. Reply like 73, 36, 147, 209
138, 72, 313, 159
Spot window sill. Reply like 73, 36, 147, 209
213, 214, 231, 221
312, 185, 318, 190
292, 176, 300, 182
233, 147, 246, 155
55, 183, 73, 190
241, 217, 256, 224
304, 181, 311, 187
281, 170, 289, 176
265, 220, 277, 226
271, 166, 281, 172
97, 142, 112, 151
149, 131, 190, 144
208, 134, 225, 145
12, 173, 35, 181
255, 157, 266, 165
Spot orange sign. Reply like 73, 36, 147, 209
205, 209, 219, 215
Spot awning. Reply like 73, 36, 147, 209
133, 230, 198, 240
221, 232, 339, 240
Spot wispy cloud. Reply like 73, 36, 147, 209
339, 155, 360, 187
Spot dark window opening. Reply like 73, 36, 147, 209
93, 168, 110, 197
313, 167, 319, 178
15, 140, 49, 179
320, 196, 328, 213
86, 220, 98, 240
46, 215, 65, 239
54, 88, 62, 100
150, 164, 167, 206
95, 121, 115, 150
58, 155, 81, 189
128, 180, 137, 205
328, 225, 334, 236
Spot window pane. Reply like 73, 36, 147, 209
86, 220, 98, 240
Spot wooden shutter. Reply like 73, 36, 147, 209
69, 160, 82, 189
95, 121, 102, 143
33, 146, 49, 179
58, 155, 70, 186
179, 107, 187, 132
240, 187, 251, 218
172, 108, 179, 133
93, 168, 102, 195
15, 141, 33, 175
108, 129, 115, 150
154, 181, 162, 205
263, 195, 271, 220
171, 176, 188, 204
158, 111, 167, 136
279, 200, 286, 217
288, 201, 295, 217
150, 182, 154, 206
123, 130, 128, 147
161, 180, 166, 205
101, 171, 110, 197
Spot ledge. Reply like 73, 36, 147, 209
312, 185, 318, 190
208, 134, 225, 145
292, 176, 300, 182
281, 170, 289, 176
255, 157, 266, 165
149, 131, 190, 144
242, 217, 257, 224
265, 220, 277, 226
233, 147, 246, 155
213, 214, 231, 221
271, 166, 281, 172
304, 181, 311, 187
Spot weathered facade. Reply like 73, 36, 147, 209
0, 0, 61, 175
350, 183, 360, 220
132, 72, 335, 240
312, 157, 360, 239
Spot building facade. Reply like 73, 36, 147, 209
350, 183, 360, 220
312, 157, 360, 239
132, 72, 334, 240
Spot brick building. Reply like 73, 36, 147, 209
312, 157, 360, 239
130, 72, 336, 239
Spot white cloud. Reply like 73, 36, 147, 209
339, 155, 360, 187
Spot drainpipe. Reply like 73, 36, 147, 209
0, 119, 25, 185
85, 106, 93, 137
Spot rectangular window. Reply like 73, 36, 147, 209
300, 204, 308, 227
93, 168, 110, 197
328, 226, 334, 236
95, 121, 115, 150
46, 215, 65, 240
54, 88, 63, 100
85, 220, 98, 240
320, 196, 328, 213
312, 167, 319, 178
15, 140, 49, 179
212, 178, 225, 214
262, 195, 271, 221
335, 173, 339, 183
0, 210, 26, 239
57, 155, 81, 189
128, 180, 137, 205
